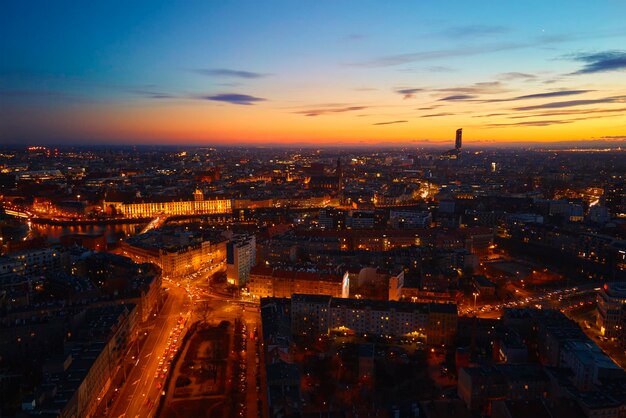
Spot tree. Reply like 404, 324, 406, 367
195, 300, 214, 324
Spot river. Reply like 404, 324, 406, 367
30, 222, 147, 244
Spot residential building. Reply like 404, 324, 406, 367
226, 234, 256, 286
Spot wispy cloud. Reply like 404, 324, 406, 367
372, 120, 408, 125
435, 81, 508, 95
193, 68, 270, 79
439, 94, 476, 101
473, 113, 508, 118
0, 89, 92, 103
295, 105, 368, 117
483, 89, 592, 103
395, 88, 424, 99
131, 90, 177, 99
486, 120, 574, 127
202, 93, 266, 105
509, 90, 592, 100
439, 24, 510, 38
424, 65, 456, 72
508, 107, 626, 119
513, 95, 626, 111
350, 31, 626, 68
496, 72, 537, 81
485, 113, 623, 128
569, 51, 626, 74
350, 42, 524, 67
421, 112, 455, 117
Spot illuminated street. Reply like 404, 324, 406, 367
103, 286, 189, 418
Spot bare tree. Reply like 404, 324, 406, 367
195, 300, 214, 324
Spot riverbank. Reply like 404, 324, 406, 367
30, 217, 151, 226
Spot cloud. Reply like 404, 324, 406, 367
372, 120, 408, 125
509, 107, 626, 119
202, 93, 266, 105
424, 66, 456, 72
485, 113, 623, 128
193, 68, 269, 79
350, 42, 524, 67
395, 88, 424, 99
497, 72, 537, 81
513, 95, 626, 111
483, 89, 592, 103
439, 94, 477, 101
473, 113, 508, 118
421, 112, 455, 117
295, 106, 368, 117
486, 120, 574, 127
131, 90, 177, 99
0, 89, 94, 103
350, 31, 626, 68
510, 90, 592, 100
439, 24, 510, 38
569, 51, 626, 74
435, 81, 507, 95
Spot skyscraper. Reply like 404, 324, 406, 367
455, 128, 462, 150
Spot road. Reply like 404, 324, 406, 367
106, 286, 190, 418
460, 283, 599, 319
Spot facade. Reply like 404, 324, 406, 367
120, 229, 227, 278
290, 294, 332, 336
596, 282, 626, 339
226, 234, 256, 286
248, 266, 349, 299
104, 197, 231, 218
354, 267, 404, 301
560, 341, 623, 391
31, 304, 138, 418
458, 364, 549, 413
289, 294, 457, 345
389, 210, 432, 229
0, 247, 67, 278
161, 239, 226, 278
137, 273, 162, 322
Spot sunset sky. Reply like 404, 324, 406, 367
2, 0, 626, 146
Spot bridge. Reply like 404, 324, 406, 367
139, 214, 168, 234
0, 205, 32, 219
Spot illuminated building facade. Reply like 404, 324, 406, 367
120, 229, 227, 278
103, 196, 231, 218
226, 234, 256, 286
289, 294, 457, 345
248, 266, 349, 299
596, 282, 626, 339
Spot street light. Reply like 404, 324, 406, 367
473, 292, 479, 308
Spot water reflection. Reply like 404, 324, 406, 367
31, 223, 146, 244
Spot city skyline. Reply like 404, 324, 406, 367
2, 1, 626, 146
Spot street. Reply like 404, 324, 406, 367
104, 286, 189, 418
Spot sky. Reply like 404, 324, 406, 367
1, 0, 626, 147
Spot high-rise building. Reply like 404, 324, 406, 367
440, 128, 463, 159
226, 234, 257, 286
